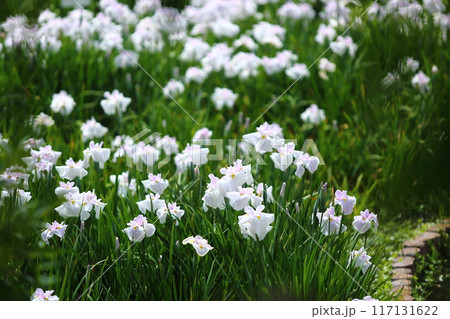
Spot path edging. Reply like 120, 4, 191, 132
390, 219, 450, 301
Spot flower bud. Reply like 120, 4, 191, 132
244, 117, 250, 129
194, 165, 199, 178
280, 182, 286, 197
224, 120, 233, 135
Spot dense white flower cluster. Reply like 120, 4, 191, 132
55, 190, 106, 221
100, 90, 132, 115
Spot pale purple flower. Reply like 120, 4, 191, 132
114, 50, 139, 68
238, 205, 275, 241
411, 71, 430, 93
255, 183, 274, 203
184, 67, 209, 84
32, 112, 54, 128
22, 145, 61, 171
22, 138, 44, 151
110, 172, 136, 198
136, 143, 161, 166
285, 63, 310, 80
219, 159, 253, 192
0, 166, 29, 188
156, 202, 184, 225
243, 122, 284, 154
211, 87, 238, 110
131, 17, 163, 52
174, 144, 209, 173
315, 24, 336, 45
1, 189, 32, 206
294, 152, 320, 177
41, 221, 67, 245
56, 158, 88, 180
81, 117, 108, 142
226, 187, 262, 211
368, 3, 387, 20
432, 65, 439, 74
334, 190, 356, 215
193, 127, 213, 144
122, 214, 156, 242
83, 141, 111, 169
352, 296, 378, 301
155, 135, 179, 155
100, 90, 131, 115
211, 19, 240, 38
182, 235, 214, 257
270, 142, 300, 171
352, 209, 378, 234
320, 0, 350, 26
277, 2, 315, 22
225, 52, 261, 79
134, 0, 161, 16
55, 190, 106, 221
424, 0, 446, 13
316, 206, 347, 236
381, 72, 399, 87
202, 174, 226, 211
201, 43, 232, 72
55, 181, 79, 198
31, 288, 59, 301
330, 36, 357, 57
318, 58, 336, 80
142, 173, 169, 194
251, 21, 285, 48
136, 193, 166, 214
163, 79, 185, 98
37, 9, 56, 25
233, 35, 258, 51
300, 104, 326, 124
402, 57, 420, 73
102, 0, 137, 26
50, 90, 76, 115
348, 247, 372, 274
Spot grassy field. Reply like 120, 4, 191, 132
0, 0, 449, 301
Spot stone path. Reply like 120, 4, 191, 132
391, 219, 450, 301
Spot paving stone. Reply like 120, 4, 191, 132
391, 279, 412, 287
428, 223, 450, 233
391, 284, 412, 295
392, 268, 413, 280
391, 267, 412, 275
403, 239, 429, 255
403, 239, 426, 249
400, 247, 421, 257
400, 292, 415, 301
392, 256, 415, 269
414, 231, 441, 245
